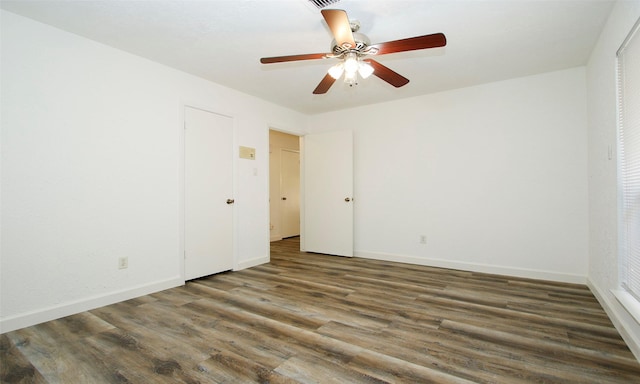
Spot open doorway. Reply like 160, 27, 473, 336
269, 130, 300, 242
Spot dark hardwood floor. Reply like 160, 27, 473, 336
2, 237, 640, 383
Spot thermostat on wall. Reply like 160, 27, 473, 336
239, 146, 256, 160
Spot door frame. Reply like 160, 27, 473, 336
267, 127, 353, 256
179, 103, 239, 282
268, 128, 305, 252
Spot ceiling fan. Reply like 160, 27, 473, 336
260, 9, 447, 94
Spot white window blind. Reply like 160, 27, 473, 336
618, 17, 640, 303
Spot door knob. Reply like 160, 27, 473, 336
226, 199, 235, 205
281, 197, 287, 200
344, 197, 351, 202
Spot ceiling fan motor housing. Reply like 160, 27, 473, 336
331, 31, 371, 55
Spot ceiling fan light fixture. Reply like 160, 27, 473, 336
343, 53, 359, 74
344, 70, 357, 86
358, 61, 374, 79
328, 63, 344, 79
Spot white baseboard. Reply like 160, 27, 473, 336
236, 255, 269, 271
0, 276, 183, 334
354, 250, 586, 284
587, 279, 640, 362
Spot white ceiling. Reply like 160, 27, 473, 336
1, 0, 615, 115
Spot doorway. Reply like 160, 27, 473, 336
269, 130, 300, 241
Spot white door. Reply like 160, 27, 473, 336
281, 149, 300, 238
303, 130, 353, 257
184, 106, 234, 280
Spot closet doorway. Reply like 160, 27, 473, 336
269, 130, 300, 241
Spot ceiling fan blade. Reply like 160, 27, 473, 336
313, 73, 337, 94
364, 59, 409, 88
369, 33, 446, 55
321, 9, 356, 49
260, 53, 328, 64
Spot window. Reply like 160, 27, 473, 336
617, 17, 640, 324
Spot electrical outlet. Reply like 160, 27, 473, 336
420, 235, 427, 244
118, 257, 128, 269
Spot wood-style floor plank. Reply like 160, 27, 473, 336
2, 237, 640, 383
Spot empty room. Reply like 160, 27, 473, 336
2, 0, 640, 383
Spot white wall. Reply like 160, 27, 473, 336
586, 0, 640, 360
308, 67, 588, 283
0, 10, 306, 332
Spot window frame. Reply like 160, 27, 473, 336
614, 16, 640, 325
